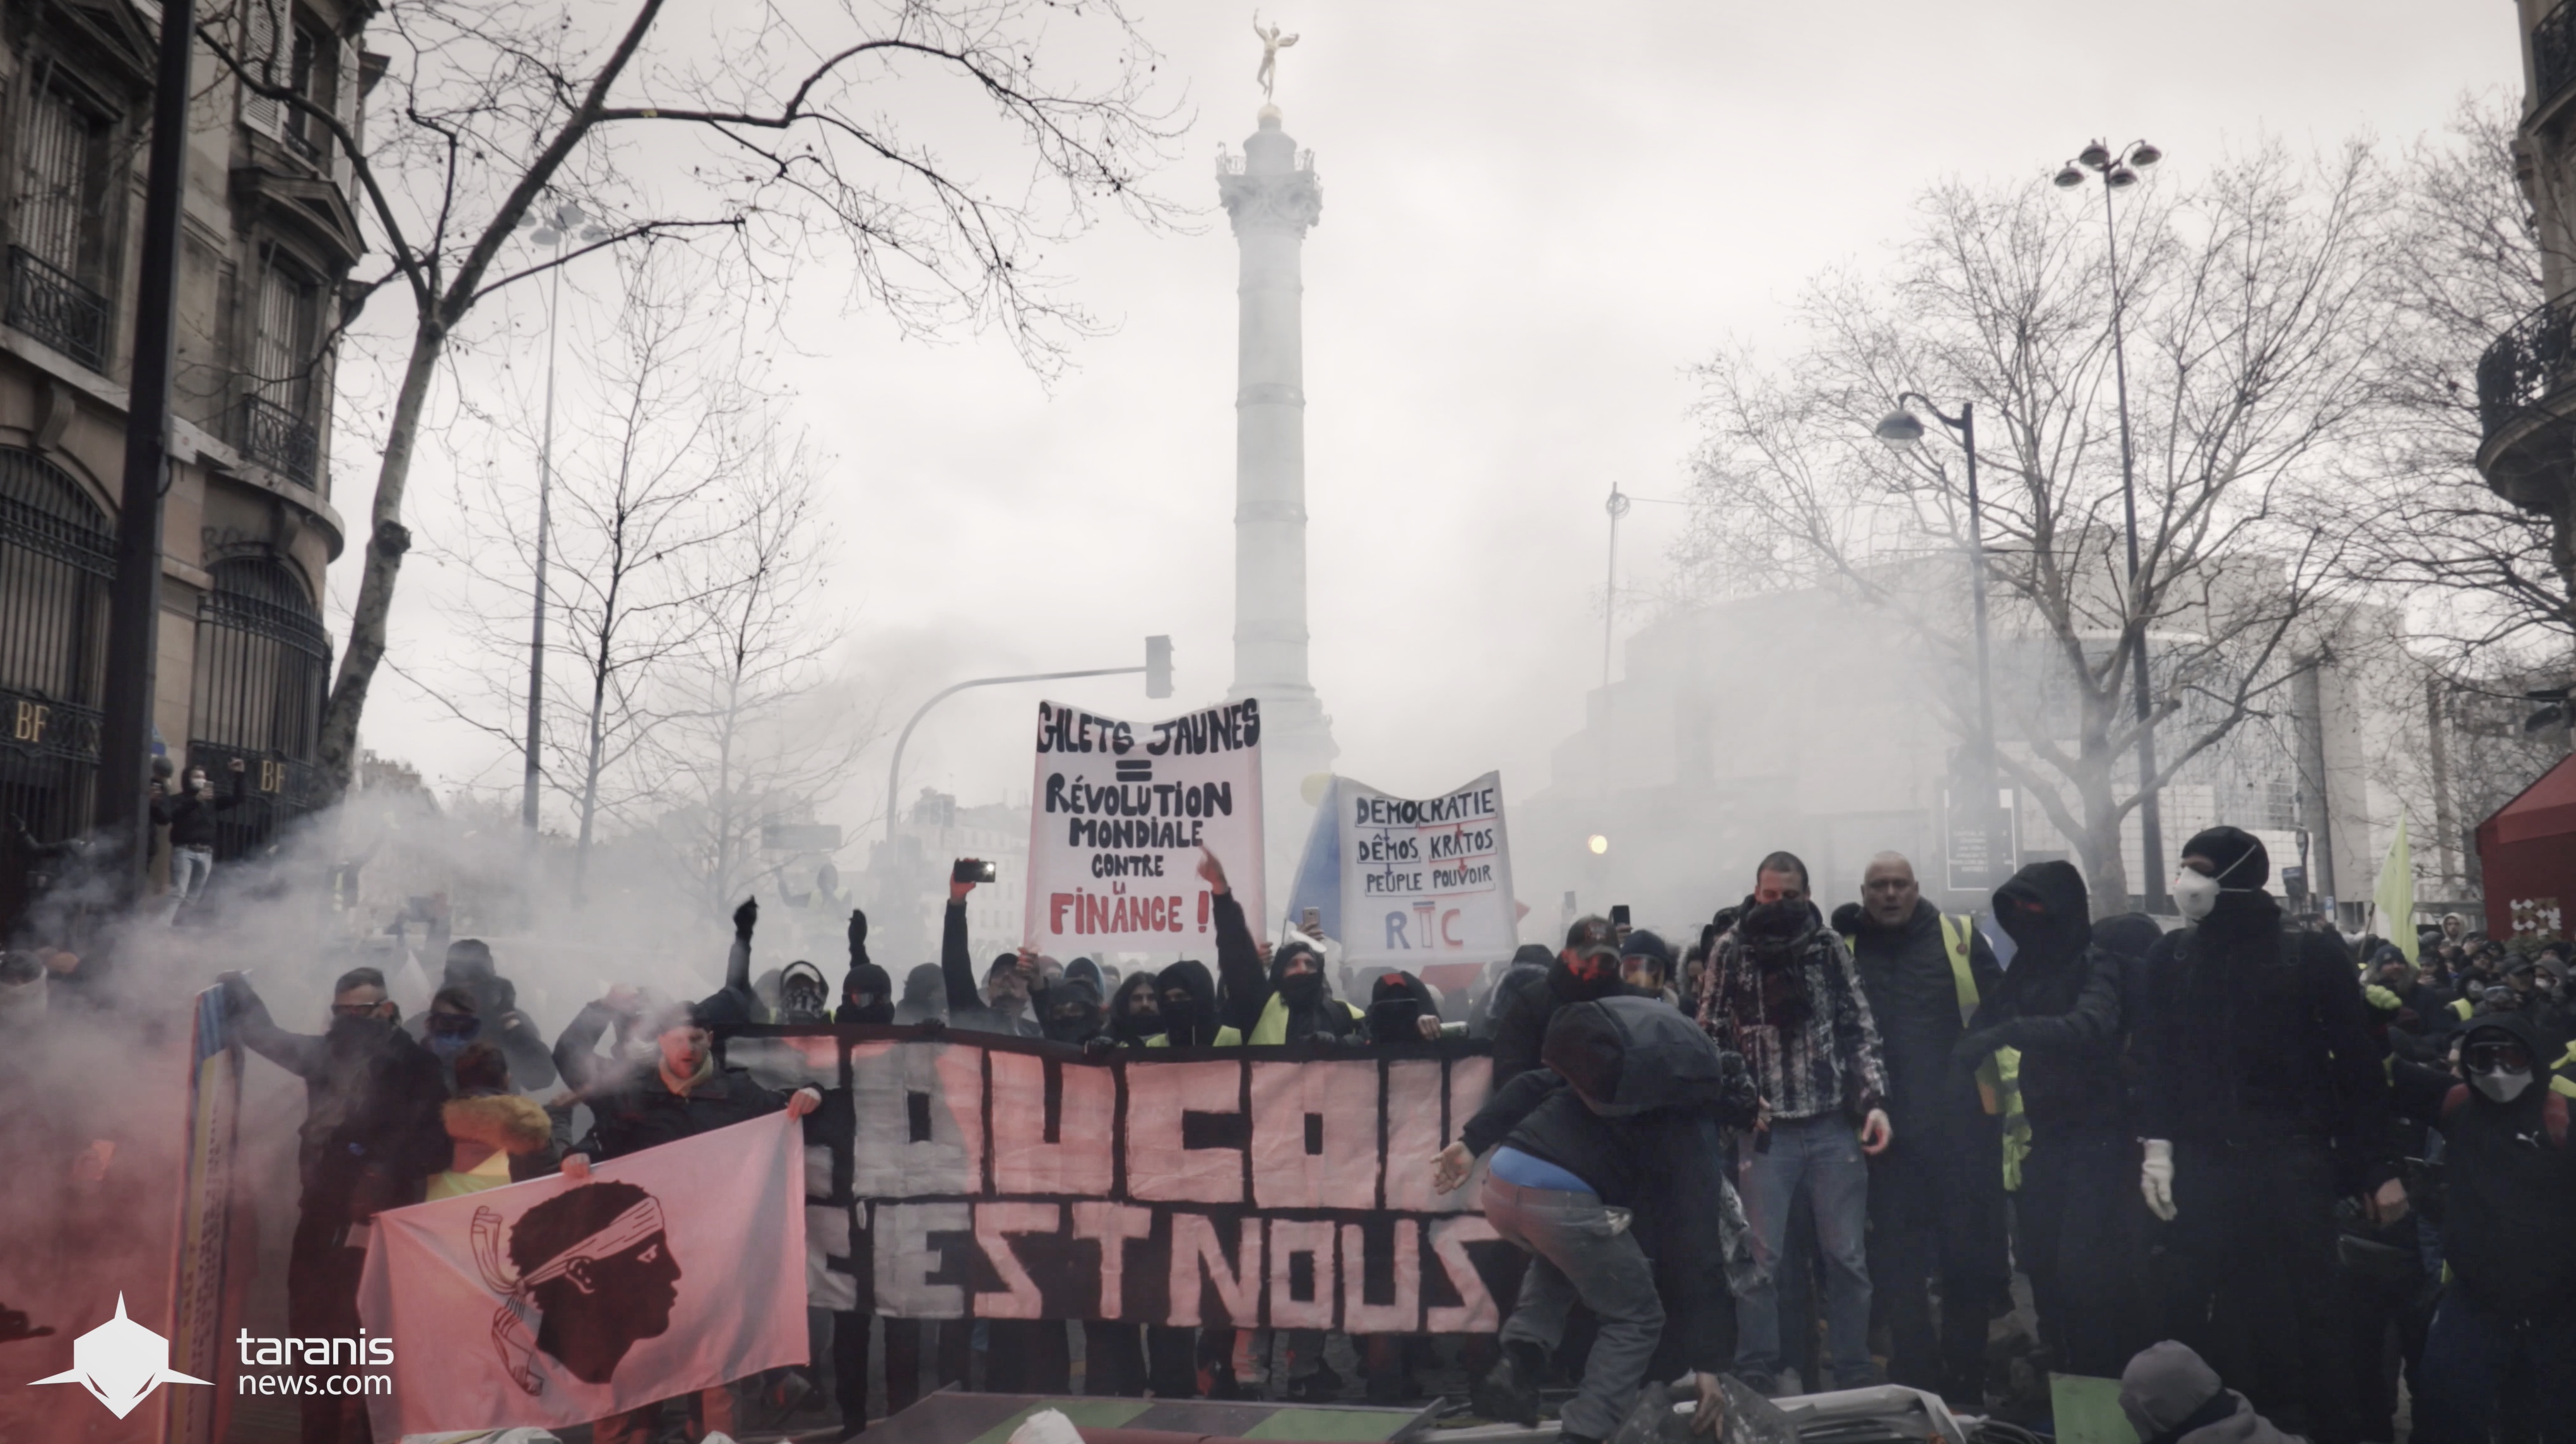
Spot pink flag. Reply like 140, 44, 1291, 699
357, 1113, 807, 1440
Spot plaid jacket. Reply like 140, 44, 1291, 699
1697, 916, 1891, 1122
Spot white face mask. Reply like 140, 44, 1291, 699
2173, 850, 2259, 924
2471, 1067, 2533, 1104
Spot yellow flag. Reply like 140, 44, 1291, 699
2375, 817, 2416, 964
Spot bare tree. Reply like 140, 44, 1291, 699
645, 429, 871, 918
1678, 145, 2389, 909
199, 0, 1185, 798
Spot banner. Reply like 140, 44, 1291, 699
727, 1029, 1516, 1334
166, 986, 244, 1444
1026, 699, 1265, 953
356, 1114, 807, 1440
1334, 772, 1518, 968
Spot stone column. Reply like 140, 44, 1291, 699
1220, 105, 1337, 912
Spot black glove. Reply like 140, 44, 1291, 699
1082, 1034, 1119, 1058
848, 909, 868, 959
733, 897, 759, 939
1949, 1027, 2006, 1071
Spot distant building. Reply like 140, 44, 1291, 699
0, 0, 370, 932
863, 788, 1030, 970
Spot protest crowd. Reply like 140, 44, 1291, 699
6, 823, 2575, 1444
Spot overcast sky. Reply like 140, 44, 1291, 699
333, 0, 2522, 840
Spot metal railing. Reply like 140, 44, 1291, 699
6, 245, 108, 371
283, 117, 327, 168
2541, 1, 2576, 113
2477, 299, 2576, 441
237, 394, 318, 483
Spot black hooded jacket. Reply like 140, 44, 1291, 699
2135, 836, 2393, 1190
940, 899, 1042, 1037
1157, 960, 1220, 1046
1363, 971, 1438, 1044
1460, 998, 1759, 1373
418, 942, 558, 1091
1968, 861, 2137, 1138
1490, 953, 1624, 1084
223, 977, 449, 1221
836, 963, 894, 1026
1212, 891, 1359, 1043
1836, 896, 1999, 1145
2389, 1012, 2576, 1320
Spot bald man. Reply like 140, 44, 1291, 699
1829, 853, 2007, 1411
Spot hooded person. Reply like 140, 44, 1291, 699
1155, 960, 1220, 1047
1437, 996, 1761, 1442
1043, 974, 1106, 1048
2385, 1010, 2576, 1440
2132, 825, 2397, 1443
775, 961, 833, 1024
1950, 860, 2148, 1378
1364, 970, 1440, 1043
2118, 1342, 2300, 1444
836, 963, 893, 1026
894, 964, 947, 1026
423, 938, 558, 1090
1491, 918, 1629, 1083
1199, 849, 1364, 1046
1100, 972, 1168, 1048
1472, 944, 1556, 1039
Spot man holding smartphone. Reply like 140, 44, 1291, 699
941, 859, 1040, 1036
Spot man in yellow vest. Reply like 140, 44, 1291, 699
1199, 848, 1364, 1046
1834, 851, 2007, 1412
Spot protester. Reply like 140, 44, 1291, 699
836, 962, 893, 1026
940, 862, 1043, 1036
2119, 1341, 2301, 1444
432, 938, 557, 1088
420, 985, 485, 1087
1471, 944, 1554, 1040
2132, 826, 2397, 1444
553, 984, 668, 1095
1203, 848, 1363, 1045
1156, 961, 1221, 1046
1362, 970, 1451, 1043
776, 959, 834, 1024
1832, 851, 2006, 1408
1697, 850, 1891, 1396
1042, 972, 1107, 1046
151, 757, 246, 922
2385, 1011, 2576, 1441
1618, 929, 1678, 1007
893, 964, 947, 1025
1436, 996, 1754, 1442
425, 1041, 560, 1199
1953, 859, 2148, 1380
220, 966, 449, 1444
1492, 917, 1628, 1083
559, 997, 820, 1443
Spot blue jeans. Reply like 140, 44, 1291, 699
1734, 1113, 1872, 1383
2411, 1288, 2576, 1444
167, 845, 214, 921
1482, 1175, 1665, 1439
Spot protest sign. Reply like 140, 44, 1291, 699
1025, 699, 1265, 953
1332, 772, 1518, 968
357, 1114, 807, 1440
725, 1029, 1516, 1334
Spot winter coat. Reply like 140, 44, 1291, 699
1971, 861, 2137, 1139
1696, 900, 1891, 1123
226, 978, 449, 1222
1489, 954, 1626, 1085
1212, 891, 1361, 1045
1470, 947, 1554, 1039
1838, 897, 1998, 1146
2390, 1012, 2576, 1321
2134, 891, 2395, 1192
1460, 997, 1761, 1374
576, 1062, 800, 1161
894, 964, 947, 1026
406, 954, 557, 1091
1156, 960, 1222, 1048
940, 900, 1041, 1037
152, 771, 246, 848
428, 1092, 560, 1199
2119, 1342, 2300, 1444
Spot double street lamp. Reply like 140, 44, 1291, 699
2055, 136, 2168, 911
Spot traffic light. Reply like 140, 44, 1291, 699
1145, 635, 1173, 699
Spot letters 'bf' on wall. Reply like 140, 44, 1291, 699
726, 1030, 1515, 1332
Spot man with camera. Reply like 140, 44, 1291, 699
151, 755, 247, 922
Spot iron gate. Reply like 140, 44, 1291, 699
0, 449, 110, 932
189, 555, 329, 861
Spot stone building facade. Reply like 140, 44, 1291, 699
0, 0, 367, 930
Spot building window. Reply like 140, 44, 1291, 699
191, 555, 330, 859
8, 76, 112, 369
0, 449, 110, 926
240, 251, 321, 482
283, 20, 338, 164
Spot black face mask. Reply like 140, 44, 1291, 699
328, 1013, 395, 1049
1739, 899, 1811, 963
1276, 971, 1324, 1009
1366, 998, 1422, 1039
1044, 1005, 1103, 1045
1113, 1008, 1166, 1043
838, 995, 893, 1026
779, 981, 830, 1024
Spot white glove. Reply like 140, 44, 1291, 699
2139, 1139, 2177, 1221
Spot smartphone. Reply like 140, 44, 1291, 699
952, 858, 998, 884
1301, 907, 1322, 935
1610, 904, 1631, 928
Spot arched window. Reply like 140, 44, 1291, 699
191, 554, 329, 858
0, 448, 110, 928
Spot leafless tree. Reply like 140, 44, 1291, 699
644, 430, 871, 918
1677, 145, 2389, 909
198, 0, 1186, 798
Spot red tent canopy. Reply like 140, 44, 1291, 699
2475, 752, 2576, 938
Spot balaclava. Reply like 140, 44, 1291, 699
1043, 975, 1105, 1046
1157, 961, 1218, 1046
778, 961, 832, 1024
836, 962, 893, 1026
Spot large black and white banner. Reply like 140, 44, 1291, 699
726, 1030, 1515, 1332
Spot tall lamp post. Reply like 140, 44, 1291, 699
2056, 136, 2169, 911
1874, 394, 2007, 883
512, 202, 606, 835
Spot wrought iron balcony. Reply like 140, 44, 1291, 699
2478, 300, 2576, 441
283, 116, 328, 168
2541, 1, 2576, 113
238, 394, 318, 485
6, 246, 108, 372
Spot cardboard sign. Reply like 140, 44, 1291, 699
1335, 773, 1518, 967
1025, 700, 1265, 952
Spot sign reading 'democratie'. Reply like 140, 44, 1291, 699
1025, 699, 1267, 953
730, 1029, 1514, 1334
1336, 771, 1518, 968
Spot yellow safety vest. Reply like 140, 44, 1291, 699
1215, 992, 1365, 1046
1846, 914, 2029, 1192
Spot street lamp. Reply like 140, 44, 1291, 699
1602, 485, 1632, 691
512, 201, 607, 835
2058, 136, 2169, 911
1875, 393, 2004, 880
